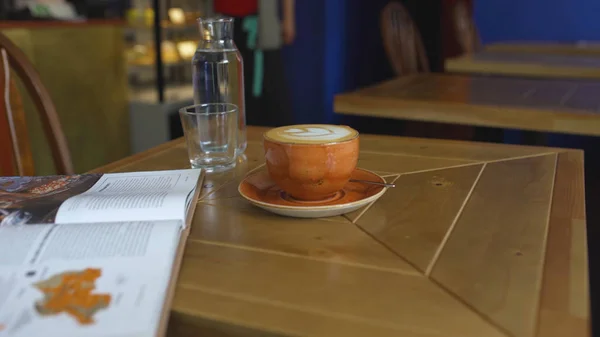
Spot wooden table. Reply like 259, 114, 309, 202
91, 127, 589, 337
334, 74, 600, 136
446, 50, 600, 80
485, 42, 600, 57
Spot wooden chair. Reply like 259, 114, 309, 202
452, 0, 481, 54
380, 1, 474, 141
0, 32, 73, 176
380, 1, 430, 76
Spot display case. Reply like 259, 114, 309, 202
124, 0, 213, 153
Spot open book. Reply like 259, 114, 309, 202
0, 169, 204, 337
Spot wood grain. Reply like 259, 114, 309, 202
0, 53, 16, 176
167, 310, 288, 337
536, 151, 589, 337
91, 127, 557, 174
358, 133, 557, 161
343, 174, 400, 223
335, 74, 600, 136
0, 31, 72, 175
198, 143, 266, 199
358, 151, 473, 174
485, 42, 600, 57
431, 154, 558, 337
5, 75, 35, 175
172, 287, 433, 337
188, 199, 415, 272
380, 1, 429, 76
88, 137, 186, 173
446, 51, 600, 80
86, 127, 588, 337
107, 141, 190, 173
176, 242, 506, 337
354, 164, 484, 272
2, 25, 128, 174
200, 167, 264, 201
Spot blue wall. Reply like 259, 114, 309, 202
284, 0, 600, 132
475, 0, 600, 43
283, 0, 393, 125
475, 0, 600, 147
282, 1, 326, 124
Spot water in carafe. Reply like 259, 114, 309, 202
193, 17, 247, 155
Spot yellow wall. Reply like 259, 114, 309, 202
2, 22, 130, 174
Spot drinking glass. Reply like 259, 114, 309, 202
179, 103, 238, 171
194, 17, 247, 156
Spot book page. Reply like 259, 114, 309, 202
54, 169, 201, 225
0, 220, 181, 337
0, 175, 103, 226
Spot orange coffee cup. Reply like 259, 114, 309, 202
263, 124, 359, 201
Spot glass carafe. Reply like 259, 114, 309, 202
193, 17, 247, 155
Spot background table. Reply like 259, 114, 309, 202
92, 127, 589, 337
334, 74, 600, 136
446, 50, 600, 80
485, 42, 600, 57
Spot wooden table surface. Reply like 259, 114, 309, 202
446, 50, 600, 80
334, 74, 600, 136
485, 42, 600, 57
92, 127, 589, 337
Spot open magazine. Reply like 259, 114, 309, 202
0, 169, 204, 337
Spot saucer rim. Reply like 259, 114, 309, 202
238, 168, 387, 210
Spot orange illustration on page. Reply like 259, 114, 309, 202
33, 268, 111, 324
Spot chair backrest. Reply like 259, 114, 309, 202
452, 0, 481, 54
0, 32, 73, 176
381, 1, 430, 76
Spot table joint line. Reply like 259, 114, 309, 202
424, 162, 487, 276
350, 174, 403, 224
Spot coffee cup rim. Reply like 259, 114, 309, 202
263, 124, 359, 146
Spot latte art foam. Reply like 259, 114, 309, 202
265, 125, 358, 144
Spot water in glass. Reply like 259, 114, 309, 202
193, 17, 247, 155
